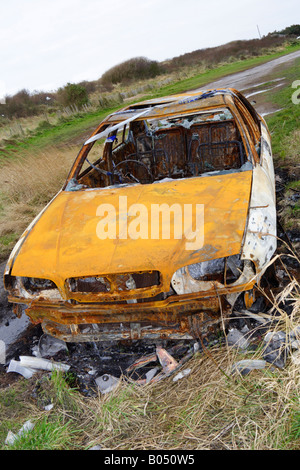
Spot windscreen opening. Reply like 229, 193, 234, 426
69, 109, 246, 191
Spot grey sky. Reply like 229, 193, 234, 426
0, 0, 298, 99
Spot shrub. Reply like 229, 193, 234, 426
100, 57, 162, 85
2, 90, 57, 119
57, 83, 89, 108
272, 24, 300, 36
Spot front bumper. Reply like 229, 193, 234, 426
8, 277, 255, 342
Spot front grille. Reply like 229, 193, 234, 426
67, 271, 161, 295
68, 276, 110, 293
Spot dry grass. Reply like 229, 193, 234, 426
0, 146, 78, 260
0, 146, 77, 204
0, 115, 58, 143
4, 325, 300, 450
77, 320, 300, 449
275, 128, 300, 234
278, 129, 300, 169
56, 272, 300, 450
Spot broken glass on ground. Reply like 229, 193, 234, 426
36, 334, 68, 358
262, 331, 290, 369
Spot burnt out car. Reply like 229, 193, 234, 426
4, 89, 276, 342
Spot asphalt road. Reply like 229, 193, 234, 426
194, 49, 300, 115
195, 49, 300, 91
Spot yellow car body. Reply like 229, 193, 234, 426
4, 89, 276, 342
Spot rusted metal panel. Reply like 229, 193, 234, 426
37, 302, 232, 342
6, 275, 253, 341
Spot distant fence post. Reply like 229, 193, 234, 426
17, 121, 24, 135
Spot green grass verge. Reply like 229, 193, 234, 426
263, 57, 300, 233
265, 57, 300, 160
0, 109, 119, 163
149, 42, 300, 97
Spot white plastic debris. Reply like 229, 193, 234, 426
95, 374, 120, 394
0, 340, 5, 365
19, 420, 35, 434
7, 356, 70, 378
32, 346, 40, 357
172, 368, 192, 382
19, 356, 70, 372
44, 403, 54, 411
227, 328, 250, 350
5, 430, 18, 445
263, 331, 288, 369
7, 359, 36, 379
145, 367, 159, 383
264, 331, 286, 343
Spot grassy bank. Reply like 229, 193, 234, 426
0, 108, 118, 162
264, 57, 300, 234
150, 42, 300, 97
265, 56, 300, 159
1, 41, 300, 161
